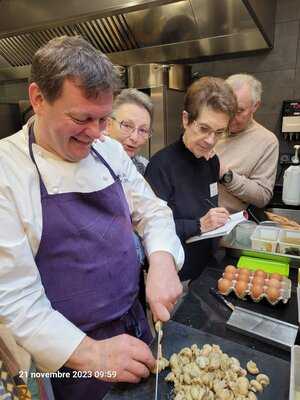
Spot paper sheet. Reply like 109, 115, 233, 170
186, 210, 247, 243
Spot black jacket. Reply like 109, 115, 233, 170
145, 138, 220, 280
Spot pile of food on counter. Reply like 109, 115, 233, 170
217, 265, 291, 305
158, 342, 269, 400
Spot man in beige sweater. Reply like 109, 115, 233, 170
215, 74, 279, 213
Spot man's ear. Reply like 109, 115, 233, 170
252, 100, 261, 114
182, 110, 189, 129
28, 83, 45, 115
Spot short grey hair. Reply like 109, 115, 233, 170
30, 35, 120, 103
226, 73, 262, 104
112, 88, 154, 126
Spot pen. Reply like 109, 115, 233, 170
205, 198, 231, 221
205, 198, 217, 208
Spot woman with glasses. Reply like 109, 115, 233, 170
106, 89, 154, 310
145, 77, 237, 281
107, 88, 153, 175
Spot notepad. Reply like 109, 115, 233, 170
186, 210, 248, 243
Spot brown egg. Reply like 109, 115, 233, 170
266, 286, 280, 303
238, 268, 250, 277
254, 269, 267, 278
218, 278, 232, 294
225, 265, 237, 274
252, 276, 265, 286
237, 274, 249, 283
223, 271, 236, 281
251, 284, 264, 300
270, 273, 283, 281
267, 279, 281, 289
235, 280, 248, 297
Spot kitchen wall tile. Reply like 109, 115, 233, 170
212, 21, 299, 75
255, 69, 295, 88
191, 62, 215, 77
255, 69, 295, 114
255, 112, 280, 135
254, 113, 297, 156
276, 0, 300, 22
0, 80, 29, 102
295, 30, 300, 67
292, 68, 300, 98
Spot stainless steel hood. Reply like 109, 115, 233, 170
0, 0, 275, 79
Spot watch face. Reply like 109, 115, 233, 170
223, 170, 233, 183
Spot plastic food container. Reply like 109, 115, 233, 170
278, 229, 300, 256
235, 221, 257, 247
250, 226, 281, 253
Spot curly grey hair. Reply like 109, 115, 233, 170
226, 73, 262, 105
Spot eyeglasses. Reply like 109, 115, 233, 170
110, 116, 152, 138
192, 120, 227, 138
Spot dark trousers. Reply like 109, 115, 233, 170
179, 239, 215, 281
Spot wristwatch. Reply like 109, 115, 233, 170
220, 169, 233, 184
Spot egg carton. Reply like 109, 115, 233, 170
218, 268, 291, 305
223, 272, 291, 290
222, 270, 291, 290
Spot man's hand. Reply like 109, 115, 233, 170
146, 251, 183, 322
200, 207, 230, 233
66, 334, 155, 383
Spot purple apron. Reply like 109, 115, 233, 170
28, 127, 152, 399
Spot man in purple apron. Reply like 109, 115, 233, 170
0, 36, 183, 400
28, 124, 152, 399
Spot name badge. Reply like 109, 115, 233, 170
210, 182, 218, 197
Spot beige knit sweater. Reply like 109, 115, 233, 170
215, 120, 279, 213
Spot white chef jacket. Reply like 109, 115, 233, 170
0, 121, 184, 372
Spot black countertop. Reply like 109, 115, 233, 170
104, 321, 290, 400
172, 248, 298, 362
104, 249, 295, 399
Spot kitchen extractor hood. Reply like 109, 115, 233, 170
0, 0, 275, 80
